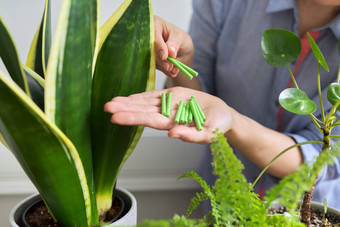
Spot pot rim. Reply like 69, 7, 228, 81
9, 187, 137, 227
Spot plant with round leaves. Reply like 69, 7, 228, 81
327, 83, 340, 109
327, 39, 340, 108
260, 28, 340, 225
279, 88, 317, 115
261, 29, 301, 67
261, 29, 316, 115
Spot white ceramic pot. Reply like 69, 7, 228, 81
9, 188, 137, 227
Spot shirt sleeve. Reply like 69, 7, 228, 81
288, 132, 340, 184
189, 0, 226, 94
285, 90, 340, 184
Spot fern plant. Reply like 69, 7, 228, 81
0, 0, 154, 226
139, 132, 340, 226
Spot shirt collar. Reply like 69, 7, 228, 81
266, 0, 295, 13
266, 0, 340, 39
328, 14, 340, 39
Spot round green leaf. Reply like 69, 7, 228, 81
261, 29, 301, 67
279, 88, 317, 115
327, 83, 340, 108
307, 32, 329, 72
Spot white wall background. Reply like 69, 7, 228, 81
0, 0, 193, 90
0, 0, 207, 224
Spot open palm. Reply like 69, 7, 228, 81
104, 87, 232, 144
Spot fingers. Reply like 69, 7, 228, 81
154, 15, 192, 78
104, 87, 226, 144
168, 125, 214, 144
154, 15, 175, 76
126, 87, 191, 101
111, 112, 214, 144
111, 112, 174, 130
110, 95, 161, 107
104, 100, 159, 114
154, 16, 169, 60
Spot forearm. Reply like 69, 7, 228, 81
225, 108, 303, 179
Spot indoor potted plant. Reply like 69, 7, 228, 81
139, 132, 340, 226
0, 0, 155, 226
258, 28, 340, 226
139, 29, 340, 226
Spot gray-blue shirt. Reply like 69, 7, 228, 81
190, 0, 340, 209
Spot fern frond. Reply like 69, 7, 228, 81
137, 215, 206, 227
210, 131, 267, 226
264, 142, 340, 212
186, 192, 209, 217
178, 171, 221, 225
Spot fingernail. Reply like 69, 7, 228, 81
158, 50, 164, 59
171, 67, 178, 74
170, 46, 177, 58
161, 61, 169, 71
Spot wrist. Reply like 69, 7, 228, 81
223, 107, 244, 145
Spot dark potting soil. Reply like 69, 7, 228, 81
25, 197, 122, 227
268, 206, 340, 226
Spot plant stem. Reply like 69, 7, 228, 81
329, 135, 340, 139
301, 183, 316, 227
337, 63, 340, 84
309, 114, 323, 126
333, 117, 340, 125
309, 114, 323, 132
301, 131, 330, 226
317, 64, 326, 123
326, 99, 340, 128
286, 64, 299, 89
252, 140, 324, 188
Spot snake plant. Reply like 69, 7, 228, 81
0, 0, 155, 225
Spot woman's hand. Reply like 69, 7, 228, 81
104, 87, 303, 177
154, 16, 194, 78
104, 87, 232, 144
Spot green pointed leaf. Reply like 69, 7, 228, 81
91, 0, 155, 217
0, 17, 30, 96
0, 132, 9, 150
279, 88, 317, 115
45, 0, 98, 224
307, 32, 329, 72
261, 29, 301, 67
327, 83, 340, 108
23, 65, 45, 110
26, 0, 51, 78
0, 70, 92, 226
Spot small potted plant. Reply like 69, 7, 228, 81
139, 29, 340, 226
259, 28, 340, 226
139, 132, 340, 226
0, 0, 155, 226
